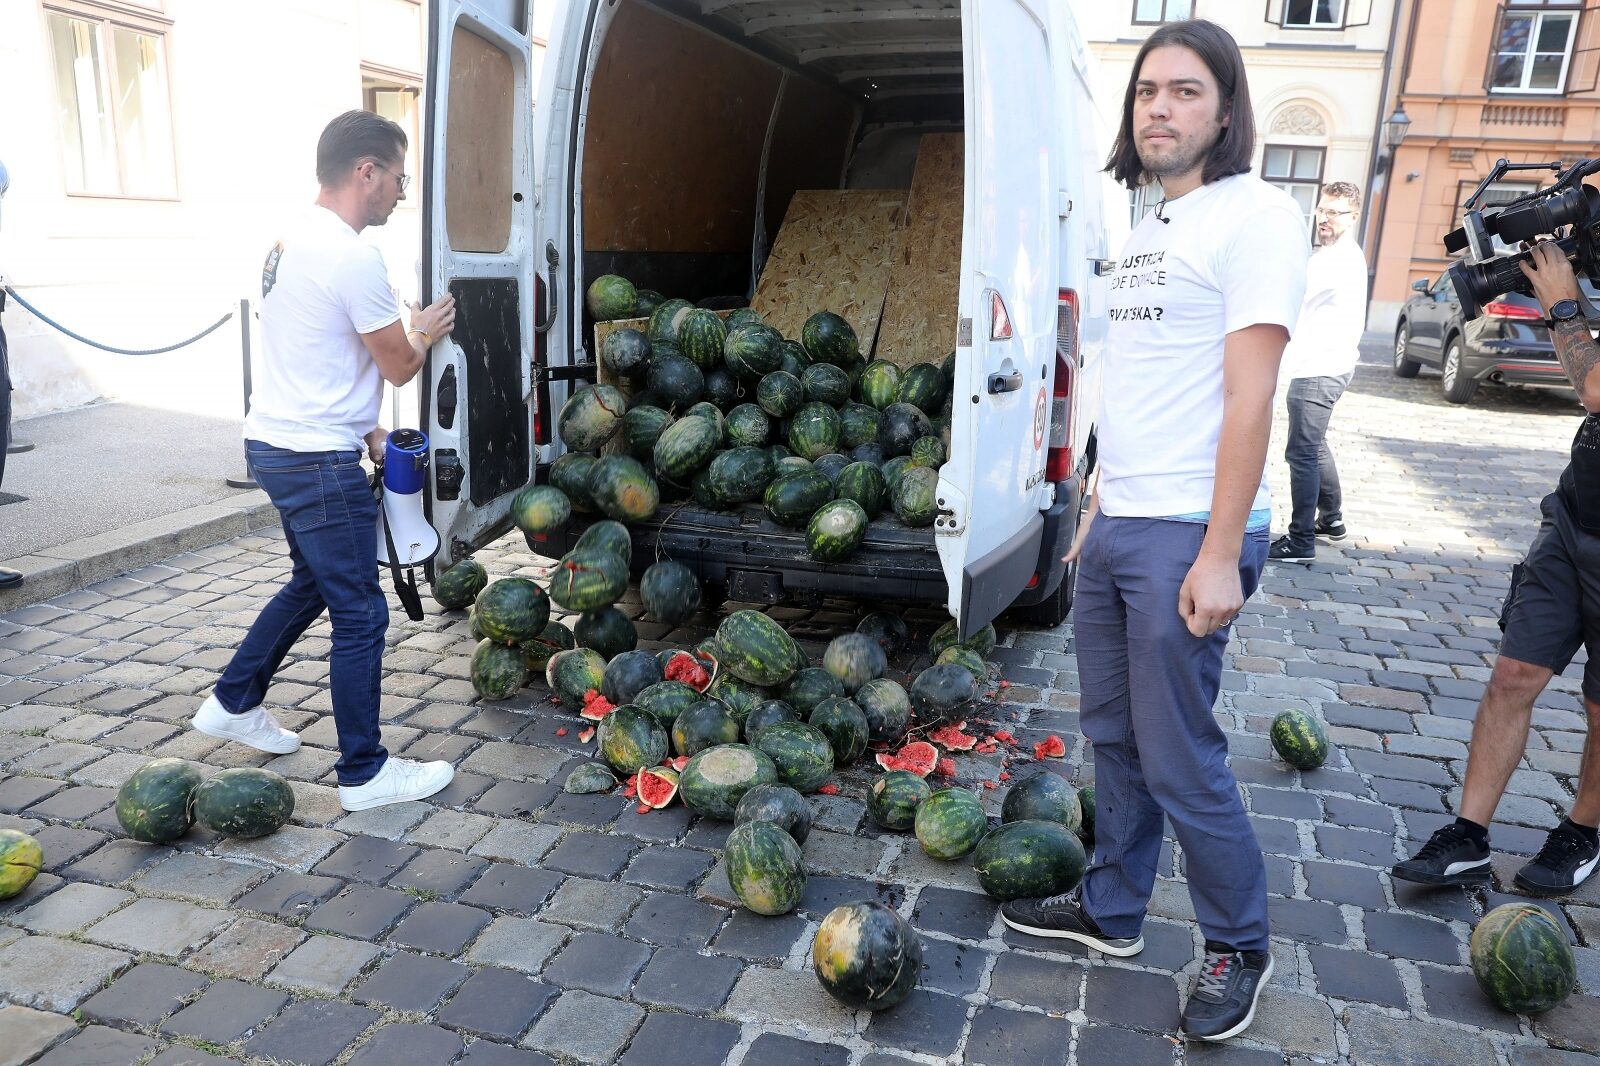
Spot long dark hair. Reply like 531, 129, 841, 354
1104, 20, 1255, 190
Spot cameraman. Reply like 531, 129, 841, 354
1392, 239, 1599, 895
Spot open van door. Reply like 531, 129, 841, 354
422, 0, 537, 565
940, 0, 1061, 638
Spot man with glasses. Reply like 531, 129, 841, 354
191, 110, 460, 812
1269, 181, 1369, 563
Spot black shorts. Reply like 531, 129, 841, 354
1500, 489, 1600, 703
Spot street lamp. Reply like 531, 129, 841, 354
1383, 105, 1412, 154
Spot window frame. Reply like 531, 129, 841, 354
1280, 0, 1346, 29
361, 62, 423, 195
44, 0, 180, 201
1261, 142, 1326, 236
1488, 3, 1582, 95
1131, 0, 1195, 25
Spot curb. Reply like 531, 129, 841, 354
0, 491, 281, 612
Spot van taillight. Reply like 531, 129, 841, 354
1045, 289, 1078, 483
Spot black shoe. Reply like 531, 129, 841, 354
1391, 822, 1492, 886
0, 567, 21, 591
1268, 537, 1314, 564
1000, 890, 1144, 956
1514, 821, 1600, 896
1314, 521, 1348, 542
1182, 941, 1274, 1041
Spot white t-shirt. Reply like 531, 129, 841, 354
1281, 231, 1368, 381
1097, 173, 1308, 518
244, 206, 401, 453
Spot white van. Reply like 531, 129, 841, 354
420, 0, 1110, 638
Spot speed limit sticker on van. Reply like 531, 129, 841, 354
1033, 387, 1047, 450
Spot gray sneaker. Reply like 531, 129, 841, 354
1182, 941, 1274, 1041
1000, 890, 1144, 956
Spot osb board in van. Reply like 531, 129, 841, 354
591, 309, 736, 456
750, 190, 906, 350
875, 134, 965, 368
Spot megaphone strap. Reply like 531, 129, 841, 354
373, 464, 426, 623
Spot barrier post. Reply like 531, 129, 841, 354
225, 297, 257, 490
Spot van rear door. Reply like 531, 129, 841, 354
941, 0, 1060, 637
422, 0, 537, 563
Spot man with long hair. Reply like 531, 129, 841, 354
1002, 21, 1308, 1042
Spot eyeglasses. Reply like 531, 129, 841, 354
1315, 207, 1355, 219
373, 162, 410, 193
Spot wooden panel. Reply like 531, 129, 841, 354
445, 24, 514, 254
875, 134, 964, 368
762, 76, 860, 240
750, 190, 906, 349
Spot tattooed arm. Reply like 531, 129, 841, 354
1519, 241, 1600, 411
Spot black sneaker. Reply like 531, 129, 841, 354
1314, 521, 1349, 542
1182, 941, 1274, 1041
1000, 890, 1144, 956
1268, 537, 1314, 564
1391, 822, 1492, 886
1514, 821, 1600, 896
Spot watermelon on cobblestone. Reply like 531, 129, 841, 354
708, 675, 771, 725
867, 770, 931, 830
875, 739, 938, 776
565, 762, 617, 795
716, 611, 803, 687
472, 639, 527, 701
638, 766, 680, 809
116, 759, 203, 843
744, 699, 800, 743
598, 705, 670, 774
1270, 709, 1330, 770
808, 697, 870, 766
635, 680, 700, 729
680, 743, 780, 819
575, 607, 638, 660
974, 819, 1088, 901
812, 901, 921, 1011
602, 649, 664, 706
910, 664, 977, 722
929, 620, 997, 659
520, 620, 576, 673
782, 668, 847, 716
672, 700, 742, 757
433, 558, 488, 611
935, 646, 988, 685
726, 820, 806, 916
915, 787, 988, 860
193, 768, 294, 839
0, 830, 44, 900
1471, 903, 1577, 1015
856, 678, 912, 745
474, 578, 551, 645
754, 721, 835, 793
1001, 772, 1082, 832
735, 783, 813, 844
547, 647, 608, 708
822, 633, 886, 694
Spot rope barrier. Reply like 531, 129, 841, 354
2, 284, 235, 356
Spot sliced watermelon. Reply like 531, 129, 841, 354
664, 650, 714, 692
1033, 735, 1067, 760
580, 689, 617, 722
638, 767, 680, 809
928, 722, 977, 752
874, 740, 937, 777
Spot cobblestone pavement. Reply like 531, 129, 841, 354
1, 339, 1598, 1066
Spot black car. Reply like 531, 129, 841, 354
1392, 274, 1591, 403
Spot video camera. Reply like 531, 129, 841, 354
1445, 157, 1600, 320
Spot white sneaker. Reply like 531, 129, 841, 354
339, 757, 455, 812
191, 694, 301, 755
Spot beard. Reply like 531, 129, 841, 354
1137, 131, 1214, 180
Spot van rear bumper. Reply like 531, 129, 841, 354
1002, 473, 1082, 608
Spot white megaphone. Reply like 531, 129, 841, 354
375, 430, 439, 621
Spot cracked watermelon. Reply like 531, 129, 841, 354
974, 819, 1087, 901
868, 770, 931, 830
115, 758, 203, 844
564, 762, 617, 795
812, 901, 921, 1011
546, 647, 608, 707
193, 768, 294, 839
520, 620, 575, 674
549, 548, 629, 612
598, 705, 670, 774
726, 819, 806, 916
1471, 902, 1577, 1015
716, 611, 803, 687
734, 782, 813, 844
559, 384, 628, 452
432, 558, 488, 611
638, 766, 680, 808
0, 829, 44, 900
876, 739, 937, 776
471, 638, 527, 701
915, 787, 988, 860
680, 743, 780, 819
474, 578, 551, 645
754, 721, 835, 793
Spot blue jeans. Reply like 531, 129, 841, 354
214, 441, 389, 785
1075, 516, 1271, 951
1283, 373, 1351, 550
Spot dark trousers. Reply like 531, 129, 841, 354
1075, 516, 1272, 951
0, 314, 10, 489
1283, 373, 1351, 549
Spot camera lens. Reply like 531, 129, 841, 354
1490, 185, 1598, 244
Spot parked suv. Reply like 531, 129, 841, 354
1393, 273, 1590, 404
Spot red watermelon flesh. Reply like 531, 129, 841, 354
929, 723, 977, 751
580, 690, 617, 721
875, 740, 938, 777
1033, 735, 1067, 760
638, 767, 680, 809
665, 652, 713, 692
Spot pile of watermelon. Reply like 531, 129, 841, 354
556, 275, 959, 564
116, 759, 295, 843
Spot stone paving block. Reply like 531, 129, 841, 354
244, 998, 380, 1066
353, 950, 469, 1013
542, 931, 652, 996
0, 936, 131, 1012
1266, 896, 1348, 946
387, 847, 489, 899
1417, 964, 1521, 1033
964, 1004, 1072, 1066
473, 779, 559, 818
347, 1023, 467, 1066
1250, 989, 1338, 1058
615, 1013, 741, 1066
85, 898, 229, 957
439, 967, 556, 1041
1344, 1005, 1496, 1066
1363, 911, 1464, 966
29, 1025, 158, 1066
233, 870, 344, 920
710, 908, 808, 961
407, 808, 498, 850
917, 937, 988, 996
1314, 824, 1399, 867
0, 775, 65, 813
541, 877, 644, 931
542, 831, 639, 879
469, 820, 564, 865
910, 886, 1000, 941
130, 852, 267, 905
312, 834, 420, 884
265, 933, 381, 995
459, 862, 564, 916
183, 915, 302, 981
1307, 945, 1407, 1008
623, 843, 716, 891
466, 915, 570, 974
523, 988, 644, 1065
456, 1041, 556, 1066
211, 824, 342, 872
1071, 1024, 1171, 1066
631, 945, 743, 1011
799, 874, 907, 920
59, 839, 167, 886
303, 884, 414, 939
0, 1004, 77, 1066
624, 891, 727, 948
1534, 993, 1600, 1055
863, 988, 969, 1058
334, 799, 432, 839
1303, 860, 1387, 909
390, 900, 493, 954
726, 965, 856, 1034
1084, 965, 1181, 1032
14, 883, 132, 934
731, 1033, 847, 1066
79, 961, 208, 1029
23, 784, 116, 821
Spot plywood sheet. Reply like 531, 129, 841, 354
750, 190, 906, 350
445, 24, 514, 254
875, 134, 964, 368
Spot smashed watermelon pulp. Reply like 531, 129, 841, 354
875, 740, 938, 777
636, 766, 680, 809
664, 651, 713, 692
579, 689, 617, 722
928, 722, 977, 751
1033, 735, 1067, 760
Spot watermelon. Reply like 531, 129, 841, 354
692, 468, 724, 510
1471, 902, 1577, 1015
432, 558, 488, 611
672, 700, 742, 757
875, 739, 938, 776
725, 820, 807, 916
600, 649, 664, 706
705, 368, 746, 410
637, 766, 680, 809
1001, 772, 1082, 832
764, 469, 834, 529
520, 622, 575, 677
716, 611, 804, 687
115, 758, 203, 844
974, 819, 1088, 901
881, 456, 914, 496
726, 307, 763, 330
928, 619, 988, 658
745, 699, 801, 743
648, 352, 705, 409
680, 743, 780, 819
559, 385, 628, 452
724, 404, 771, 448
942, 350, 957, 380
634, 289, 666, 316
735, 782, 813, 844
812, 453, 851, 486
550, 452, 599, 512
586, 274, 636, 320
602, 327, 651, 377
910, 664, 977, 722
708, 447, 777, 504
856, 612, 910, 657
909, 436, 946, 469
686, 401, 725, 426
546, 647, 608, 707
756, 371, 804, 419
1270, 709, 1330, 771
0, 829, 44, 901
858, 361, 901, 410
856, 678, 913, 745
598, 705, 670, 773
801, 312, 859, 366
640, 560, 702, 625
808, 697, 870, 766
879, 403, 933, 458
549, 548, 629, 612
782, 668, 847, 716
648, 298, 694, 346
935, 645, 989, 684
474, 578, 551, 645
867, 771, 932, 830
707, 675, 771, 724
850, 442, 886, 466
724, 323, 785, 379
896, 363, 947, 413
822, 633, 886, 694
678, 308, 728, 370
635, 680, 700, 729
1079, 786, 1096, 843
812, 901, 921, 1011
564, 762, 618, 795
775, 456, 813, 477
837, 404, 883, 451
575, 519, 634, 565
471, 639, 527, 700
193, 768, 294, 838
778, 340, 810, 378
622, 406, 675, 460
892, 465, 939, 526
915, 787, 988, 860
806, 499, 869, 563
511, 485, 571, 537
754, 721, 835, 793
802, 363, 851, 407
588, 456, 660, 523
653, 413, 722, 481
788, 402, 843, 460
834, 462, 888, 518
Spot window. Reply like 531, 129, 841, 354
1128, 182, 1163, 226
1133, 0, 1193, 24
362, 68, 421, 195
1490, 3, 1579, 93
1262, 144, 1324, 232
47, 6, 176, 198
1282, 0, 1344, 28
